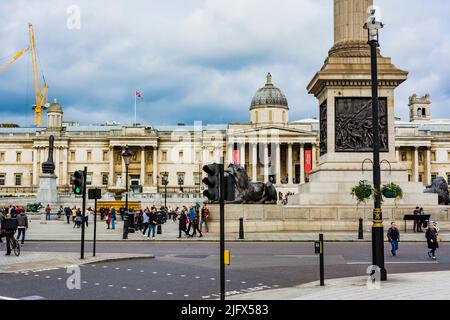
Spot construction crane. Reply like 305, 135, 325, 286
0, 23, 49, 127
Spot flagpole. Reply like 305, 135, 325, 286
134, 90, 137, 126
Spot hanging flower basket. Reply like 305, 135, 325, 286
382, 182, 403, 199
351, 180, 375, 204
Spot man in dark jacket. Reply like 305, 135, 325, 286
1, 214, 18, 255
387, 222, 400, 256
426, 222, 439, 260
16, 212, 28, 244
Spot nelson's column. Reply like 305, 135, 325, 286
297, 0, 438, 207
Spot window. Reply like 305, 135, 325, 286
177, 173, 185, 186
408, 174, 412, 182
87, 151, 92, 161
179, 151, 184, 162
16, 152, 21, 162
418, 174, 423, 183
417, 108, 422, 117
210, 151, 214, 160
418, 152, 423, 163
103, 151, 109, 161
431, 174, 437, 183
15, 174, 22, 186
102, 174, 109, 186
70, 151, 76, 161
432, 152, 436, 161
196, 152, 201, 162
0, 174, 5, 186
422, 108, 427, 116
401, 152, 407, 161
162, 151, 168, 162
86, 173, 93, 186
194, 172, 200, 186
0, 152, 5, 162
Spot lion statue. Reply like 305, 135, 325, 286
225, 164, 277, 204
424, 176, 449, 205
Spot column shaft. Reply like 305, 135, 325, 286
141, 147, 146, 186
153, 147, 158, 186
275, 143, 281, 184
252, 143, 258, 182
288, 144, 293, 185
300, 144, 305, 184
414, 147, 419, 182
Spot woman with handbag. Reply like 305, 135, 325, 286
426, 222, 439, 260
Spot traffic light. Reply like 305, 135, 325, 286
72, 170, 84, 195
202, 164, 220, 202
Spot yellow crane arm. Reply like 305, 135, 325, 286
0, 48, 29, 73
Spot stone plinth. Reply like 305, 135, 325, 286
207, 204, 450, 233
36, 174, 58, 224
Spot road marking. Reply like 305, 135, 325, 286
153, 272, 158, 274
108, 285, 114, 287
45, 276, 51, 279
20, 295, 45, 300
202, 296, 210, 299
180, 275, 186, 277
140, 270, 144, 273
241, 281, 247, 284
57, 278, 62, 280
137, 288, 142, 291
0, 296, 18, 301
258, 283, 264, 286
347, 261, 438, 265
184, 294, 189, 297
115, 267, 120, 270
166, 273, 172, 276
95, 283, 100, 286
34, 275, 39, 277
127, 269, 132, 271
102, 266, 108, 269
122, 287, 127, 289
167, 292, 173, 295
226, 280, 231, 282
195, 276, 200, 279
210, 278, 216, 281
152, 290, 157, 293
82, 281, 87, 284
273, 285, 280, 288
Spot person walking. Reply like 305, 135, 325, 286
72, 207, 77, 224
16, 211, 28, 245
147, 208, 158, 239
119, 207, 125, 222
75, 209, 82, 228
387, 222, 400, 256
142, 208, 150, 236
85, 207, 92, 228
426, 222, 440, 260
110, 207, 116, 230
186, 205, 196, 235
189, 206, 203, 238
177, 209, 188, 238
64, 206, 71, 224
1, 213, 18, 256
200, 203, 209, 233
105, 208, 111, 229
45, 204, 51, 221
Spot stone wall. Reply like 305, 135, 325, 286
207, 204, 450, 233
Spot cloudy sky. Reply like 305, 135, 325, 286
0, 0, 449, 127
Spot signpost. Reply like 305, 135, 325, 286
88, 188, 101, 257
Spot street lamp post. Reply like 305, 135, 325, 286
162, 172, 168, 209
122, 145, 132, 240
364, 9, 387, 281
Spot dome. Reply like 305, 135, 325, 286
250, 73, 289, 110
47, 98, 63, 113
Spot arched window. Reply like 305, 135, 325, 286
417, 108, 422, 117
422, 108, 427, 117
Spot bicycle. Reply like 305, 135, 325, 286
0, 232, 20, 256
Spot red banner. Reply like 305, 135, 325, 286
233, 150, 240, 164
305, 149, 312, 174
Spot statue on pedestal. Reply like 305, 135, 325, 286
42, 135, 55, 174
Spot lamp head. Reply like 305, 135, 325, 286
364, 8, 384, 42
122, 145, 132, 166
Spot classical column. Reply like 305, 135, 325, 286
227, 144, 234, 165
32, 147, 38, 186
240, 143, 246, 168
426, 148, 432, 185
153, 147, 158, 186
275, 143, 281, 185
62, 147, 68, 185
287, 143, 293, 185
109, 147, 114, 186
55, 147, 60, 184
141, 147, 146, 186
311, 143, 317, 170
251, 143, 257, 182
414, 147, 419, 182
300, 144, 305, 184
263, 143, 269, 183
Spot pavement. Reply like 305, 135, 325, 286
0, 251, 153, 274
229, 270, 450, 300
22, 219, 449, 242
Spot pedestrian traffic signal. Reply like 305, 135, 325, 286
202, 164, 220, 202
72, 170, 84, 195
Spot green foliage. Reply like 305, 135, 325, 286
382, 182, 403, 199
351, 180, 375, 204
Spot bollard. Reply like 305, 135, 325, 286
157, 224, 162, 235
319, 233, 324, 286
358, 218, 364, 239
239, 218, 244, 240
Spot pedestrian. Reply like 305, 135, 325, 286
1, 213, 18, 256
418, 207, 425, 232
120, 207, 125, 221
413, 206, 420, 232
16, 211, 28, 245
110, 207, 116, 230
189, 206, 203, 238
147, 207, 158, 239
57, 206, 63, 219
426, 221, 440, 260
142, 208, 150, 236
200, 203, 209, 233
85, 207, 92, 228
45, 204, 51, 221
75, 209, 82, 228
177, 209, 188, 238
105, 208, 111, 229
186, 205, 196, 235
64, 206, 71, 224
387, 222, 400, 256
72, 207, 77, 224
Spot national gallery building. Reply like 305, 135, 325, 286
0, 74, 449, 196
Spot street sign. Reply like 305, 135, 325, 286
88, 188, 102, 200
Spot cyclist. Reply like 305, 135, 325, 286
1, 213, 18, 256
